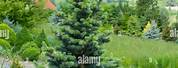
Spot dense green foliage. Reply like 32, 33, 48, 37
136, 0, 159, 23
101, 1, 141, 36
0, 39, 11, 50
34, 30, 48, 47
47, 0, 111, 68
0, 23, 16, 43
136, 0, 169, 31
20, 42, 40, 61
0, 0, 178, 68
14, 27, 33, 51
0, 0, 51, 28
0, 0, 54, 63
47, 49, 77, 68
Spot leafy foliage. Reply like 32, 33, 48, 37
14, 27, 33, 51
20, 42, 40, 61
136, 0, 160, 29
0, 0, 176, 67
0, 0, 52, 28
125, 16, 141, 37
157, 8, 169, 31
136, 0, 159, 20
0, 23, 16, 43
100, 1, 141, 36
143, 21, 152, 33
21, 47, 40, 61
0, 39, 11, 50
34, 30, 47, 47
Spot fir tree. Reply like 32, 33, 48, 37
48, 0, 110, 68
144, 20, 160, 39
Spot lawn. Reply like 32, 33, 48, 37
103, 35, 178, 67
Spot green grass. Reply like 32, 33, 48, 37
103, 35, 178, 67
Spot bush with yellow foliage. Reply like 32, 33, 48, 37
143, 21, 152, 33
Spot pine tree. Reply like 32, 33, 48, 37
48, 0, 110, 68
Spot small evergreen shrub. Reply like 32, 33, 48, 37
20, 42, 40, 61
21, 47, 40, 61
47, 49, 77, 68
20, 42, 38, 51
126, 16, 141, 37
143, 20, 160, 39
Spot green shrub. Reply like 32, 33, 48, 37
20, 42, 40, 61
0, 0, 51, 28
14, 27, 33, 51
20, 42, 38, 51
126, 16, 142, 37
21, 47, 40, 61
0, 23, 16, 43
0, 39, 11, 50
34, 30, 47, 47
